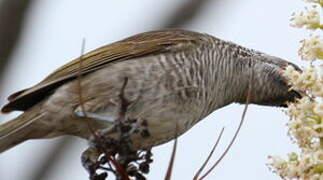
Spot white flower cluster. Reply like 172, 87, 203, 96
284, 65, 323, 96
299, 35, 323, 61
290, 0, 323, 61
290, 6, 321, 29
269, 1, 322, 178
270, 149, 323, 180
304, 0, 323, 6
270, 65, 323, 179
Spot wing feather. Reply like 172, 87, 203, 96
1, 29, 204, 113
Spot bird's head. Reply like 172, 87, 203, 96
237, 54, 305, 107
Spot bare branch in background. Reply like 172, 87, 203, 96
162, 0, 213, 28
0, 1, 32, 179
27, 39, 89, 180
0, 0, 33, 82
26, 137, 77, 180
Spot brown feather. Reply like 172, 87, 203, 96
1, 29, 204, 113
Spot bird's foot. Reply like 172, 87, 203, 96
79, 77, 152, 179
120, 118, 151, 139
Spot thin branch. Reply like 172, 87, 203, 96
27, 39, 89, 180
164, 124, 179, 180
162, 0, 213, 28
76, 38, 98, 136
76, 40, 129, 180
76, 38, 87, 116
0, 0, 33, 83
193, 127, 225, 180
27, 137, 77, 180
198, 70, 254, 180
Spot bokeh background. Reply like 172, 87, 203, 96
0, 0, 308, 179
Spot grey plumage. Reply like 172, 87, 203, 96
0, 30, 302, 152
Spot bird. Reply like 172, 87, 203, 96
0, 29, 303, 153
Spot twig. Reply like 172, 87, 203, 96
0, 0, 33, 84
76, 38, 98, 136
76, 40, 120, 180
198, 70, 254, 180
27, 137, 76, 180
193, 127, 225, 180
164, 124, 179, 180
162, 0, 213, 28
117, 77, 130, 122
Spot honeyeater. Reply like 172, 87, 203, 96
0, 29, 303, 153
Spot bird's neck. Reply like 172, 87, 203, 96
194, 37, 255, 116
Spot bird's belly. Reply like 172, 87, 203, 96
48, 56, 207, 149
125, 99, 203, 149
89, 96, 204, 149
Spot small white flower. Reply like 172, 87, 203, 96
308, 174, 320, 180
269, 1, 323, 179
318, 65, 323, 79
287, 103, 302, 119
286, 163, 300, 178
270, 155, 287, 168
304, 0, 323, 6
299, 66, 318, 86
284, 65, 302, 87
313, 102, 323, 117
299, 35, 323, 61
290, 6, 321, 29
311, 83, 323, 97
313, 149, 323, 163
297, 97, 315, 111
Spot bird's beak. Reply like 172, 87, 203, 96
282, 89, 307, 107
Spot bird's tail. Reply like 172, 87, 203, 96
0, 108, 51, 153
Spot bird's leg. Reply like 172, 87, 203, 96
75, 77, 148, 140
78, 77, 155, 179
79, 77, 152, 174
97, 77, 143, 140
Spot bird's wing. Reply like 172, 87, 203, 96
2, 29, 205, 113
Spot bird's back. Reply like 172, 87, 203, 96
1, 29, 207, 113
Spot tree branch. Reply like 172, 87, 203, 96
0, 0, 33, 82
